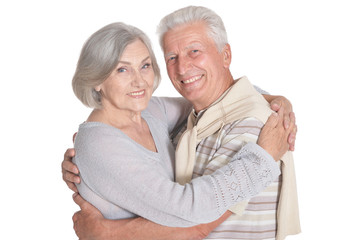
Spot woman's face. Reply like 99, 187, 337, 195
96, 40, 155, 114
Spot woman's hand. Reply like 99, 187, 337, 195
269, 96, 297, 151
257, 106, 296, 161
62, 148, 80, 192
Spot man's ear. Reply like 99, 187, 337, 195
222, 43, 232, 68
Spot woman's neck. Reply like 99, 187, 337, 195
87, 106, 157, 152
87, 107, 143, 130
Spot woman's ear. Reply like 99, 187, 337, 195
222, 44, 232, 68
94, 84, 102, 92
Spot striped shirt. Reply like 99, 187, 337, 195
174, 117, 282, 239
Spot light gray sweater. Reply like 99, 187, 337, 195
74, 97, 280, 227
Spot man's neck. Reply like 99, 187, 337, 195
193, 74, 235, 113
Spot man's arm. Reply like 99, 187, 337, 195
72, 193, 231, 240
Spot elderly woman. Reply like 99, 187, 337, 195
65, 22, 293, 238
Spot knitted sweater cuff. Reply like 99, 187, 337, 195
210, 142, 281, 214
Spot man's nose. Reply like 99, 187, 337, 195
177, 55, 191, 75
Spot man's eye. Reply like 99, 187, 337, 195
190, 50, 200, 57
117, 68, 126, 73
167, 56, 176, 65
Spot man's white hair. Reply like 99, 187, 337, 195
157, 6, 228, 52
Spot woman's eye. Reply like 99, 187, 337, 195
142, 63, 151, 69
117, 67, 127, 73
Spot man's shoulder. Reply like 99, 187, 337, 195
222, 117, 264, 137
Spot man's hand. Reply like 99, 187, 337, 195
264, 95, 297, 151
257, 106, 295, 161
62, 148, 80, 192
72, 193, 108, 240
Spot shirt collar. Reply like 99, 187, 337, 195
191, 81, 235, 122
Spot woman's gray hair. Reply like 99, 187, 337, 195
72, 22, 161, 109
157, 6, 228, 52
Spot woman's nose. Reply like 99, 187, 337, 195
131, 70, 145, 87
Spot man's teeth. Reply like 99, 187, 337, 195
182, 76, 201, 84
129, 90, 144, 96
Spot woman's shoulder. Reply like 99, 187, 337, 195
77, 122, 120, 138
146, 96, 190, 124
143, 97, 168, 124
75, 122, 129, 152
75, 122, 156, 157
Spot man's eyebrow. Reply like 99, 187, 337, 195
186, 42, 203, 50
164, 52, 175, 58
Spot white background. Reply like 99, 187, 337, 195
1, 0, 360, 239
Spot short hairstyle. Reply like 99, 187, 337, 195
72, 22, 161, 109
157, 6, 228, 52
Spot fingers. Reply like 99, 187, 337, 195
62, 148, 79, 181
276, 107, 285, 129
264, 112, 279, 129
62, 158, 79, 175
270, 96, 293, 129
73, 211, 79, 224
67, 183, 79, 193
73, 132, 78, 143
73, 193, 87, 210
283, 112, 290, 129
63, 170, 81, 185
286, 112, 295, 132
288, 123, 297, 151
64, 147, 76, 158
62, 148, 80, 191
282, 105, 293, 129
286, 112, 296, 151
63, 148, 77, 174
270, 99, 281, 112
73, 211, 80, 237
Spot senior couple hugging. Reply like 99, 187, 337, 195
62, 5, 300, 240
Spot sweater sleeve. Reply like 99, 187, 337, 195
253, 85, 269, 95
74, 125, 280, 228
146, 97, 192, 134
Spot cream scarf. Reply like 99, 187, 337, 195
175, 76, 300, 240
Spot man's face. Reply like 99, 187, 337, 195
163, 22, 231, 111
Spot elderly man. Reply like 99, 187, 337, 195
64, 6, 299, 240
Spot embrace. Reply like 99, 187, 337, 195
62, 6, 300, 240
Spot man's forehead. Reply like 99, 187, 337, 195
164, 41, 207, 57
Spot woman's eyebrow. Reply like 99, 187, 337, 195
118, 56, 150, 65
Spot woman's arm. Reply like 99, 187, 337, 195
75, 126, 280, 227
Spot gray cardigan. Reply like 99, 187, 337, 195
74, 97, 280, 227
